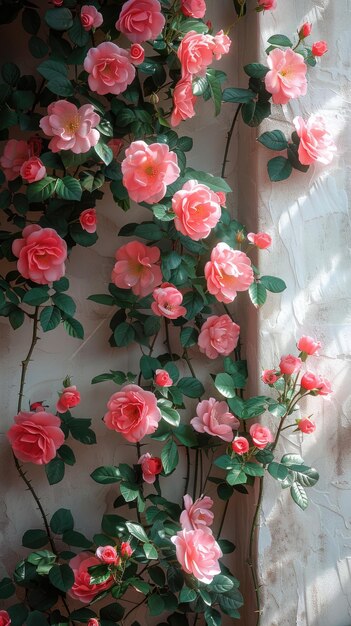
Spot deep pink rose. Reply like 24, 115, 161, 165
111, 241, 162, 297
80, 5, 103, 31
104, 384, 161, 443
40, 101, 100, 154
0, 139, 28, 181
293, 115, 336, 166
68, 553, 112, 603
315, 376, 332, 396
205, 243, 254, 303
30, 401, 45, 411
116, 0, 165, 43
297, 417, 316, 434
232, 437, 250, 455
7, 411, 64, 465
191, 398, 240, 442
56, 386, 81, 414
279, 354, 302, 375
265, 48, 307, 105
261, 369, 279, 384
300, 371, 320, 390
250, 423, 274, 449
257, 0, 277, 9
299, 22, 312, 39
312, 41, 328, 57
120, 541, 133, 557
171, 528, 222, 584
12, 225, 67, 284
138, 452, 163, 483
84, 42, 135, 95
154, 369, 173, 387
212, 30, 231, 60
297, 335, 321, 356
79, 208, 97, 234
247, 232, 272, 249
20, 157, 46, 183
180, 494, 214, 531
151, 282, 186, 319
171, 77, 197, 127
96, 545, 120, 565
87, 620, 99, 626
130, 44, 145, 65
172, 180, 221, 240
181, 0, 206, 18
108, 138, 124, 158
177, 31, 214, 77
0, 611, 11, 626
28, 136, 42, 157
198, 315, 240, 360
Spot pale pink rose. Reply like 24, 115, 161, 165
293, 115, 336, 166
12, 225, 67, 284
138, 452, 163, 483
177, 31, 214, 77
28, 136, 42, 157
232, 437, 249, 455
250, 423, 274, 449
84, 42, 135, 95
297, 335, 321, 355
0, 139, 28, 181
265, 47, 307, 105
205, 243, 254, 304
300, 371, 320, 390
172, 180, 221, 240
111, 241, 162, 297
121, 140, 180, 204
216, 191, 226, 207
198, 315, 240, 360
171, 77, 197, 127
7, 411, 64, 465
247, 232, 272, 249
315, 376, 332, 396
20, 157, 46, 183
312, 41, 328, 57
154, 369, 173, 387
299, 22, 312, 39
79, 208, 97, 234
80, 5, 103, 31
212, 30, 231, 60
56, 386, 81, 414
171, 528, 222, 584
191, 398, 240, 442
68, 553, 113, 603
104, 384, 161, 443
297, 417, 316, 434
180, 494, 214, 531
0, 611, 11, 626
116, 0, 165, 43
108, 138, 124, 158
96, 545, 120, 565
279, 354, 302, 375
181, 0, 206, 18
120, 541, 133, 557
39, 101, 100, 154
261, 369, 279, 384
130, 43, 145, 65
87, 619, 99, 626
257, 0, 277, 9
151, 282, 187, 319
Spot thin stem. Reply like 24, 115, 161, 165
164, 318, 173, 360
192, 449, 199, 501
182, 348, 196, 378
135, 442, 142, 524
199, 449, 203, 497
184, 446, 191, 497
123, 596, 148, 623
17, 306, 39, 413
217, 500, 229, 539
248, 477, 264, 626
221, 103, 242, 179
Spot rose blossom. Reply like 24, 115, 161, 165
138, 452, 163, 483
232, 437, 250, 455
212, 30, 231, 60
250, 423, 274, 449
116, 0, 165, 43
177, 31, 215, 77
198, 315, 240, 360
205, 243, 254, 303
312, 41, 328, 57
80, 5, 103, 31
300, 371, 321, 391
171, 528, 222, 584
217, 192, 226, 206
56, 386, 81, 414
180, 494, 214, 531
261, 369, 279, 384
257, 0, 277, 9
80, 208, 97, 234
68, 553, 112, 603
40, 101, 100, 154
96, 545, 120, 565
172, 180, 221, 240
315, 376, 332, 396
111, 241, 162, 297
265, 47, 307, 105
297, 335, 321, 355
84, 42, 135, 96
191, 398, 240, 442
30, 401, 45, 411
299, 22, 312, 39
279, 354, 302, 375
20, 156, 46, 183
121, 140, 180, 204
0, 139, 28, 181
108, 138, 123, 158
151, 283, 186, 319
154, 369, 173, 387
12, 225, 67, 284
120, 542, 133, 557
297, 417, 316, 434
171, 77, 197, 127
130, 43, 145, 65
104, 384, 161, 443
247, 232, 272, 249
0, 611, 11, 626
87, 620, 99, 626
181, 0, 206, 18
7, 411, 64, 465
293, 115, 336, 166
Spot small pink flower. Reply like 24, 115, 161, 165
299, 22, 312, 39
181, 0, 206, 18
216, 191, 226, 207
87, 619, 100, 626
297, 417, 316, 434
12, 225, 67, 284
300, 371, 321, 391
120, 541, 133, 557
80, 5, 103, 31
68, 553, 112, 603
30, 401, 45, 412
177, 31, 215, 77
121, 140, 180, 204
205, 243, 254, 304
293, 115, 336, 166
138, 452, 163, 483
111, 241, 162, 298
172, 180, 221, 240
250, 423, 274, 449
315, 376, 332, 396
130, 43, 145, 65
232, 437, 249, 455
28, 136, 42, 157
261, 369, 279, 384
56, 386, 81, 414
104, 384, 161, 443
265, 47, 307, 105
198, 315, 240, 360
247, 232, 272, 249
154, 369, 173, 387
257, 0, 277, 9
0, 139, 28, 181
279, 354, 302, 375
7, 411, 64, 465
171, 528, 222, 584
116, 0, 165, 43
0, 611, 11, 626
191, 398, 240, 442
20, 157, 46, 183
96, 545, 120, 565
108, 138, 124, 158
212, 30, 231, 60
79, 208, 97, 234
297, 335, 321, 355
180, 494, 214, 531
312, 41, 328, 57
39, 101, 100, 154
151, 283, 186, 319
171, 77, 197, 127
84, 42, 135, 96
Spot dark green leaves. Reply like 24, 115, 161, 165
44, 8, 73, 31
244, 63, 269, 79
249, 283, 267, 308
37, 59, 73, 97
125, 522, 148, 543
177, 377, 204, 398
45, 457, 65, 485
40, 306, 61, 332
50, 509, 74, 535
260, 276, 286, 293
267, 34, 293, 48
161, 439, 179, 474
91, 466, 121, 484
267, 156, 293, 182
56, 177, 82, 201
27, 177, 56, 203
258, 130, 288, 151
48, 564, 74, 592
0, 577, 15, 599
223, 87, 255, 103
22, 529, 48, 549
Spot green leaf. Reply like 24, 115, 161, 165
50, 509, 74, 534
177, 376, 204, 398
48, 564, 74, 592
7, 603, 28, 626
244, 63, 269, 78
210, 574, 234, 593
58, 446, 75, 468
22, 529, 48, 549
143, 543, 158, 560
205, 608, 221, 626
207, 71, 222, 116
148, 594, 165, 616
179, 586, 197, 603
184, 168, 231, 193
180, 326, 198, 348
45, 8, 73, 31
267, 34, 293, 47
215, 373, 236, 398
68, 16, 90, 46
102, 514, 127, 537
243, 462, 265, 477
91, 466, 121, 484
174, 424, 198, 448
287, 143, 310, 173
100, 603, 125, 622
267, 156, 292, 182
126, 522, 148, 543
63, 317, 84, 339
159, 403, 180, 428
218, 539, 236, 554
88, 294, 115, 306
258, 130, 288, 151
22, 288, 49, 306
226, 467, 247, 486
25, 612, 49, 626
29, 37, 49, 59
56, 176, 82, 201
40, 306, 61, 332
69, 419, 96, 445
62, 530, 92, 548
22, 8, 41, 35
114, 322, 135, 347
290, 465, 319, 488
249, 283, 267, 308
2, 62, 20, 86
268, 462, 289, 481
161, 439, 179, 474
0, 577, 15, 599
9, 308, 25, 330
120, 482, 139, 503
37, 58, 67, 81
290, 482, 308, 510
94, 142, 113, 166
177, 136, 193, 152
140, 355, 161, 379
45, 457, 65, 485
52, 292, 76, 317
260, 276, 287, 293
177, 18, 209, 34
70, 609, 97, 622
27, 177, 56, 203
223, 87, 255, 103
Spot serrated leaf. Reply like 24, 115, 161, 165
268, 462, 289, 481
27, 177, 56, 203
258, 130, 288, 151
40, 306, 61, 332
56, 176, 82, 201
63, 317, 84, 339
260, 275, 287, 293
290, 482, 308, 510
226, 467, 247, 486
249, 283, 267, 308
45, 457, 65, 485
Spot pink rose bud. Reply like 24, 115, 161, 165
56, 385, 81, 414
138, 453, 163, 483
232, 436, 249, 455
120, 541, 133, 557
300, 371, 321, 390
96, 545, 120, 565
261, 369, 279, 384
315, 376, 332, 396
206, 20, 213, 32
30, 401, 45, 412
247, 232, 272, 249
79, 208, 97, 234
279, 354, 302, 376
53, 0, 63, 5
87, 619, 100, 626
80, 5, 103, 31
0, 611, 11, 626
297, 335, 321, 356
130, 43, 145, 65
181, 0, 206, 19
151, 283, 187, 319
312, 40, 328, 56
297, 417, 316, 434
236, 230, 246, 244
299, 22, 312, 39
20, 157, 46, 183
216, 191, 226, 207
154, 369, 173, 387
257, 0, 277, 9
249, 424, 274, 449
28, 136, 42, 157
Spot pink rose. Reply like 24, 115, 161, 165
181, 0, 206, 18
138, 452, 163, 483
12, 225, 67, 284
111, 241, 162, 298
279, 354, 302, 375
28, 136, 42, 157
121, 140, 180, 204
56, 386, 81, 414
177, 31, 215, 77
171, 528, 222, 584
191, 398, 240, 442
205, 243, 254, 303
108, 138, 124, 158
265, 48, 307, 105
250, 423, 274, 449
315, 376, 332, 396
104, 384, 161, 443
232, 437, 249, 455
84, 42, 135, 96
297, 335, 321, 356
68, 553, 112, 603
180, 494, 214, 531
96, 545, 120, 565
212, 30, 231, 60
154, 369, 173, 387
40, 101, 100, 154
299, 22, 312, 39
151, 283, 186, 319
171, 77, 197, 127
53, 0, 63, 5
297, 417, 316, 434
257, 0, 277, 9
30, 401, 45, 411
87, 620, 99, 626
79, 208, 97, 234
130, 44, 145, 65
120, 541, 133, 557
116, 0, 165, 43
261, 369, 279, 384
247, 232, 272, 249
7, 410, 64, 465
216, 192, 226, 207
293, 115, 336, 166
0, 611, 11, 626
20, 157, 46, 183
300, 371, 320, 390
312, 41, 328, 57
172, 180, 221, 240
198, 315, 240, 360
0, 139, 28, 181
80, 5, 103, 31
